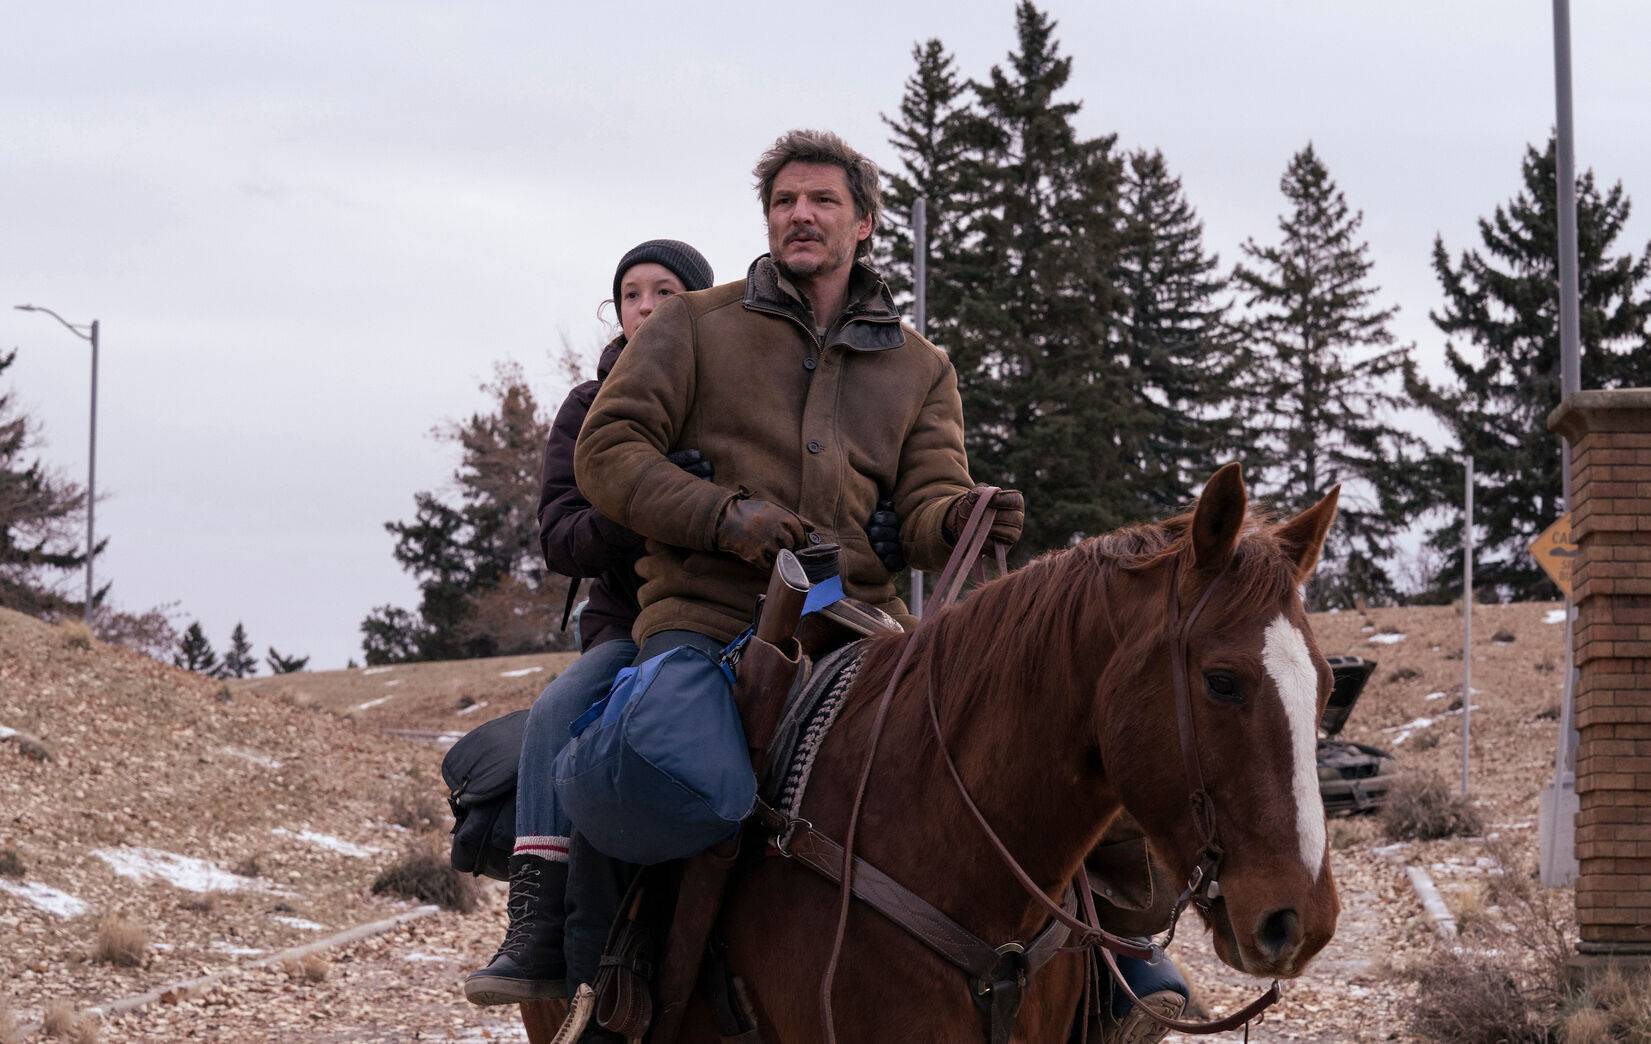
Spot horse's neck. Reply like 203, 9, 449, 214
817, 600, 1122, 942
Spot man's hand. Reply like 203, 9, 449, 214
943, 486, 1025, 549
666, 448, 713, 480
866, 498, 905, 573
715, 496, 812, 571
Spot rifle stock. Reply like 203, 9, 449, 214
755, 549, 811, 647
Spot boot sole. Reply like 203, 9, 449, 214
464, 975, 569, 1006
1112, 988, 1189, 1044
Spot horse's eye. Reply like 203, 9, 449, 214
1203, 672, 1244, 704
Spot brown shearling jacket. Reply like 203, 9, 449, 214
574, 256, 974, 643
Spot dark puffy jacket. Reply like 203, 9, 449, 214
538, 335, 644, 650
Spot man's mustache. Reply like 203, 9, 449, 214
785, 230, 823, 245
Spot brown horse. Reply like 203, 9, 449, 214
675, 464, 1342, 1042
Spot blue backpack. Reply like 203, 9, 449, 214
552, 643, 756, 865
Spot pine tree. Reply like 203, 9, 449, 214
0, 348, 95, 618
361, 362, 573, 664
878, 37, 974, 352
948, 1, 1139, 555
1114, 149, 1243, 511
1233, 144, 1420, 608
222, 622, 257, 678
266, 647, 309, 674
174, 621, 221, 675
1407, 136, 1651, 600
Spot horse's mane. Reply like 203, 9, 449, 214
850, 508, 1304, 740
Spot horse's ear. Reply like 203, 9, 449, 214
1276, 485, 1341, 581
1191, 463, 1247, 571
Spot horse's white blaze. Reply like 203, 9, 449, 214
1263, 614, 1327, 881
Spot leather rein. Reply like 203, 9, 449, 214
806, 489, 1281, 1042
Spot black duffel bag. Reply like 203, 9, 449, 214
440, 709, 526, 881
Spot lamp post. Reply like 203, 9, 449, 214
13, 304, 99, 627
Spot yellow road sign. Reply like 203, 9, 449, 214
1530, 515, 1576, 597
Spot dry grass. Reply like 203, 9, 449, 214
1399, 954, 1547, 1043
371, 840, 479, 913
56, 619, 93, 651
389, 789, 445, 832
94, 914, 148, 967
1561, 962, 1651, 1042
282, 951, 331, 984
1381, 771, 1485, 841
40, 999, 98, 1041
178, 890, 220, 913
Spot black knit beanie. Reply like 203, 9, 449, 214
612, 239, 714, 307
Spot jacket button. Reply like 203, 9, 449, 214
807, 440, 822, 453
803, 357, 817, 371
808, 532, 823, 545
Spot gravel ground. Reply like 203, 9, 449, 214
2, 599, 1574, 1042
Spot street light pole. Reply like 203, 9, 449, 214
13, 304, 100, 627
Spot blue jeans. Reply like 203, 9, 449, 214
513, 637, 638, 860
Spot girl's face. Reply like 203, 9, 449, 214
618, 263, 688, 340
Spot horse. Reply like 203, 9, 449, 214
670, 463, 1343, 1043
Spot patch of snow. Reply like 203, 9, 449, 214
0, 725, 16, 739
499, 666, 543, 678
356, 696, 394, 710
92, 847, 260, 894
273, 915, 327, 931
457, 700, 488, 716
271, 828, 382, 858
211, 942, 266, 956
402, 952, 447, 963
436, 732, 464, 750
383, 679, 402, 687
1545, 609, 1567, 624
1368, 633, 1407, 644
1381, 709, 1462, 746
362, 666, 395, 675
221, 746, 283, 770
0, 878, 88, 918
1425, 691, 1447, 701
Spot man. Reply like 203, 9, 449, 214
565, 129, 1022, 1037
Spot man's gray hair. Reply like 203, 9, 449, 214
753, 130, 881, 260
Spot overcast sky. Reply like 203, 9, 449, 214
3, 1, 1646, 671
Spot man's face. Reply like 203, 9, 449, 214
766, 162, 872, 283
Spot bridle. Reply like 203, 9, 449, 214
818, 490, 1282, 1042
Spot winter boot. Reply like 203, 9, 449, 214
464, 853, 569, 1005
1104, 953, 1189, 1044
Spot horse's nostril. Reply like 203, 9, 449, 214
1256, 908, 1301, 959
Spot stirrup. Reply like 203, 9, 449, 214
550, 983, 595, 1044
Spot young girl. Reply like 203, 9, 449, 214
464, 239, 714, 1007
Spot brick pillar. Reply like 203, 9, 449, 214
1549, 389, 1651, 960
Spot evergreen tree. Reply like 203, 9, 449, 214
361, 362, 573, 664
222, 622, 257, 678
947, 1, 1138, 555
0, 348, 97, 618
878, 37, 975, 352
266, 647, 309, 674
1114, 149, 1243, 511
1407, 136, 1651, 600
174, 621, 221, 675
1233, 144, 1420, 608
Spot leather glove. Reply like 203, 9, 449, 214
866, 498, 905, 573
666, 448, 713, 481
943, 486, 1025, 549
714, 495, 812, 571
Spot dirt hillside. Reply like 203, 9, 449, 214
1, 599, 1575, 1042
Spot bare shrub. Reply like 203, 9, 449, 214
1399, 953, 1546, 1043
1492, 629, 1517, 644
56, 620, 92, 650
1381, 773, 1485, 841
0, 846, 23, 878
1330, 816, 1378, 851
179, 891, 219, 913
94, 914, 148, 967
231, 856, 262, 878
282, 951, 330, 984
1, 730, 54, 762
388, 790, 444, 833
371, 841, 478, 913
41, 1000, 79, 1038
1387, 666, 1421, 682
1412, 727, 1443, 751
1534, 702, 1560, 721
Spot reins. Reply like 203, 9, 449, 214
816, 491, 1282, 1042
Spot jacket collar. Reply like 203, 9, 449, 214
596, 334, 626, 380
743, 255, 907, 353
